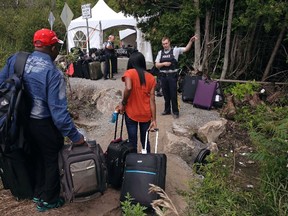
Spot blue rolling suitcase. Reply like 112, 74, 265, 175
120, 129, 167, 207
193, 80, 217, 109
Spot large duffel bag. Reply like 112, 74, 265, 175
58, 141, 107, 203
0, 149, 35, 200
88, 61, 103, 80
120, 129, 167, 207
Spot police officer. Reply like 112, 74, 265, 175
103, 35, 117, 80
155, 35, 197, 118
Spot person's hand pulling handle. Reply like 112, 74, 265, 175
74, 134, 86, 145
149, 120, 157, 131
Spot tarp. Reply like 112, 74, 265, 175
67, 0, 153, 62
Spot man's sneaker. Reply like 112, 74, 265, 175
36, 198, 65, 212
32, 197, 43, 204
110, 77, 116, 80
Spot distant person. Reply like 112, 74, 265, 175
0, 28, 85, 212
155, 35, 197, 118
103, 35, 117, 80
118, 52, 157, 153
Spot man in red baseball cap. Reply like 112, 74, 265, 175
0, 28, 85, 211
33, 28, 64, 47
33, 28, 64, 61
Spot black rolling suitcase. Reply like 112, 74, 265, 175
120, 129, 167, 207
105, 114, 136, 189
0, 149, 34, 200
182, 75, 202, 103
72, 60, 84, 78
82, 60, 91, 79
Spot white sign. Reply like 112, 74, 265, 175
81, 4, 92, 19
48, 11, 55, 30
61, 3, 74, 29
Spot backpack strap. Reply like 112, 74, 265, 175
14, 52, 30, 78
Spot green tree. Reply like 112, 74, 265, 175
117, 0, 288, 81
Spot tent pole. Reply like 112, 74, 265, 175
86, 18, 90, 56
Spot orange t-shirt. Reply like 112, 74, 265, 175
122, 69, 156, 122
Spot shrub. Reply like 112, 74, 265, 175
120, 193, 147, 216
225, 81, 260, 100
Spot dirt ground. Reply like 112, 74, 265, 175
0, 71, 258, 216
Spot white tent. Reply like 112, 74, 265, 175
119, 28, 136, 47
67, 0, 153, 62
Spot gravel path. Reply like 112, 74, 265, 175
68, 72, 221, 150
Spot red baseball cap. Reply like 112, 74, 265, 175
33, 28, 64, 47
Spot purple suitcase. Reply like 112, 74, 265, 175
193, 80, 217, 109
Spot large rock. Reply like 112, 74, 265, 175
171, 122, 197, 138
197, 118, 227, 143
164, 132, 208, 165
93, 88, 122, 114
164, 117, 227, 165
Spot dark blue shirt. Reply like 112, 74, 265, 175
0, 51, 81, 143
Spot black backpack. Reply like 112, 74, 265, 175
0, 52, 30, 153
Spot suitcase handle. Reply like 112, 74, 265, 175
142, 128, 159, 154
114, 113, 124, 140
69, 140, 97, 151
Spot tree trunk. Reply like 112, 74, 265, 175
193, 0, 201, 72
261, 26, 286, 81
212, 0, 228, 75
200, 10, 211, 73
220, 0, 235, 79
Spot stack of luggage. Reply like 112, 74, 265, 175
68, 47, 104, 80
181, 74, 224, 109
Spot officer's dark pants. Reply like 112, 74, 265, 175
111, 55, 117, 74
104, 55, 113, 79
160, 72, 179, 114
104, 55, 117, 78
29, 117, 64, 203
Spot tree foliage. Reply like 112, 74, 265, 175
118, 0, 288, 81
0, 0, 287, 81
0, 0, 95, 66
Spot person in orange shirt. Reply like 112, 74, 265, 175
118, 51, 157, 153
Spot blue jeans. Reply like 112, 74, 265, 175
125, 114, 151, 153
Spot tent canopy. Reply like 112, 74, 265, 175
67, 0, 153, 62
119, 29, 136, 41
119, 28, 136, 47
